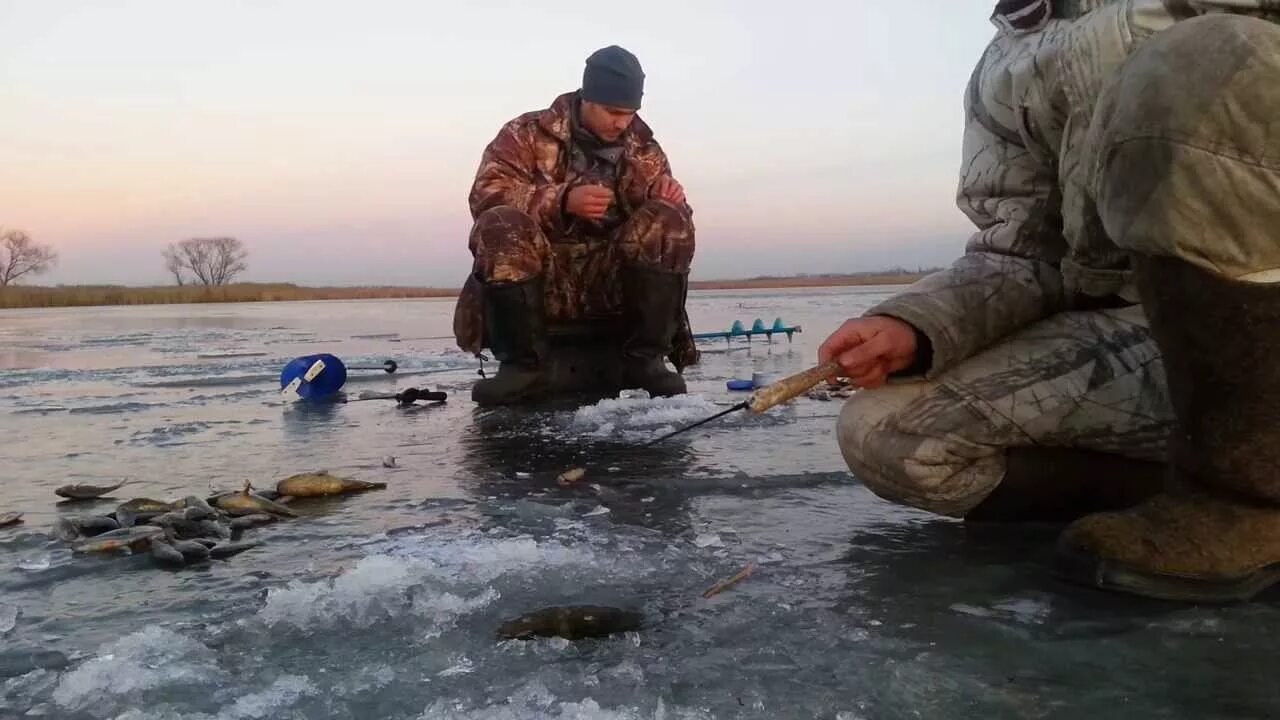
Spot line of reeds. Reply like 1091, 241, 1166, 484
0, 283, 457, 309
0, 271, 934, 309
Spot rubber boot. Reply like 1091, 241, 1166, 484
1055, 257, 1280, 602
964, 447, 1164, 524
620, 265, 688, 397
471, 276, 548, 406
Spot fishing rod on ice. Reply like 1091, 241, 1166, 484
348, 359, 399, 373
642, 360, 841, 447
554, 360, 843, 486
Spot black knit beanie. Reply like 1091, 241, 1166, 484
581, 45, 644, 110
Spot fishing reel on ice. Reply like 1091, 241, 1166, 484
278, 353, 445, 405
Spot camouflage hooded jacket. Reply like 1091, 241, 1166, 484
468, 90, 686, 239
454, 91, 699, 368
865, 0, 1280, 377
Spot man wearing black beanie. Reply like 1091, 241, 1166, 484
453, 45, 697, 406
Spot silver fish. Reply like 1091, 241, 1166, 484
72, 526, 164, 554
55, 480, 128, 500
150, 540, 186, 567
229, 514, 276, 531
170, 539, 210, 561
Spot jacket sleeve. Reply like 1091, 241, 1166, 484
468, 121, 570, 236
863, 50, 1067, 377
632, 140, 694, 217
866, 0, 1280, 378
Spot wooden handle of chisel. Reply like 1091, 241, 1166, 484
747, 360, 843, 414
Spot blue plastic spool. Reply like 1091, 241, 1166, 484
280, 353, 348, 401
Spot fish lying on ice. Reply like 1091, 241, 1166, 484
275, 472, 387, 498
153, 538, 252, 566
210, 484, 297, 518
170, 538, 211, 561
72, 526, 164, 554
497, 605, 642, 640
150, 513, 234, 542
194, 520, 232, 539
53, 518, 79, 542
55, 480, 128, 500
149, 540, 186, 567
53, 515, 120, 541
115, 498, 178, 528
229, 514, 276, 531
176, 496, 217, 521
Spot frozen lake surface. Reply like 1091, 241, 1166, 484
0, 287, 1275, 719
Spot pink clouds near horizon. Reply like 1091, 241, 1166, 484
0, 1, 996, 286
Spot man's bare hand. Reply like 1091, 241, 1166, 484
566, 184, 614, 220
818, 316, 920, 389
651, 176, 685, 205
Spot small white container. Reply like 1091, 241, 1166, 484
752, 372, 778, 388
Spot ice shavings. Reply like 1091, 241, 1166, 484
258, 528, 628, 635
334, 664, 397, 696
419, 680, 713, 720
0, 603, 18, 635
414, 588, 501, 627
17, 556, 51, 572
258, 555, 499, 633
950, 594, 1052, 625
692, 534, 723, 548
218, 675, 318, 719
437, 656, 475, 677
256, 525, 675, 644
2, 670, 57, 710
565, 394, 741, 440
106, 675, 318, 720
371, 531, 615, 585
52, 627, 222, 713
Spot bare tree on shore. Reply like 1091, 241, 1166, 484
162, 245, 186, 286
0, 229, 58, 286
162, 237, 248, 286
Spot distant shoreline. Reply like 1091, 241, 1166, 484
0, 272, 931, 309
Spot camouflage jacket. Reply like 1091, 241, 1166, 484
866, 0, 1280, 377
468, 90, 688, 238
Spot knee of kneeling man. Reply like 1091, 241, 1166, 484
836, 388, 991, 517
836, 392, 914, 497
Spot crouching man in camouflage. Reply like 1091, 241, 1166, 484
822, 1, 1280, 603
452, 45, 697, 406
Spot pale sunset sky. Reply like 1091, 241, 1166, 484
1, 1, 997, 287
